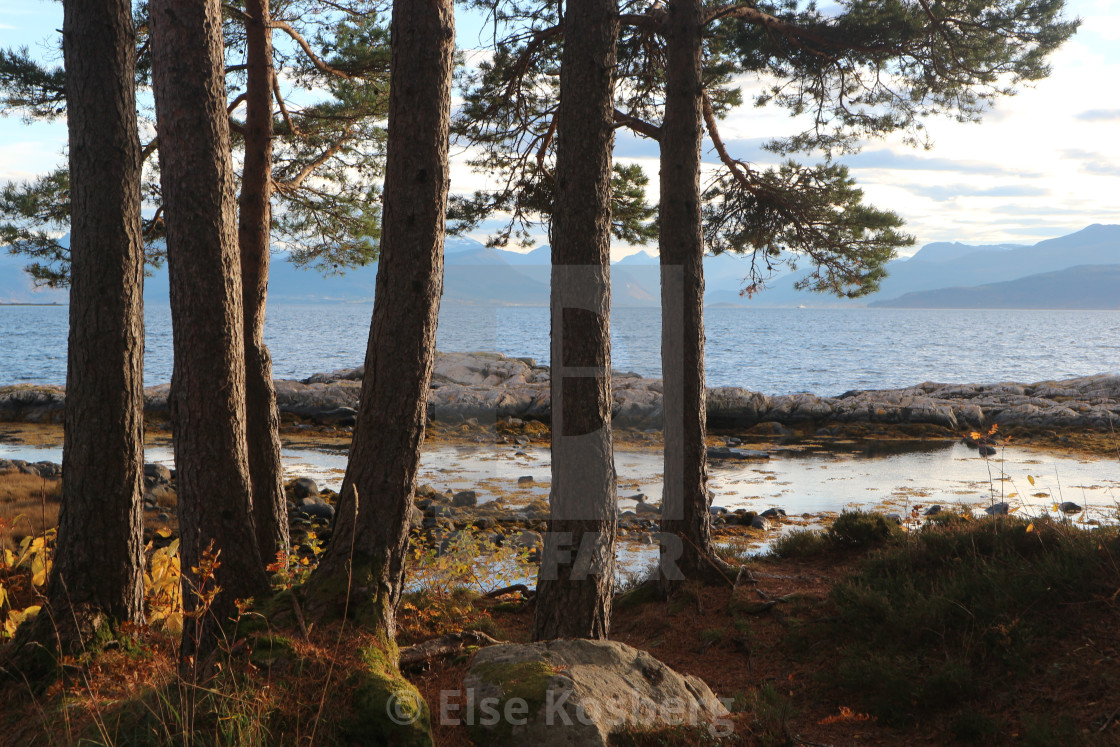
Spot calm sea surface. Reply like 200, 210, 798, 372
2, 303, 1119, 395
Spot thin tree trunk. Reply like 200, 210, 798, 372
239, 0, 288, 566
150, 0, 271, 661
532, 0, 619, 641
22, 0, 147, 656
658, 0, 720, 587
304, 0, 453, 638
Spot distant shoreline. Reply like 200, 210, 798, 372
0, 302, 67, 307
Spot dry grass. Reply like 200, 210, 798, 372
1, 519, 1117, 745
0, 473, 61, 547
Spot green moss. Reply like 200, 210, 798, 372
466, 657, 558, 742
248, 634, 297, 670
340, 642, 433, 746
299, 556, 395, 628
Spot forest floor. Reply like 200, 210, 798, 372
1, 421, 1119, 744
0, 512, 1118, 745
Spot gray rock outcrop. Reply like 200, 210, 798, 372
7, 351, 1120, 432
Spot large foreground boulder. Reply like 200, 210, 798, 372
462, 639, 728, 745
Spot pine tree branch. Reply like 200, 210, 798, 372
703, 3, 825, 43
701, 92, 756, 195
272, 71, 300, 136
613, 109, 661, 141
274, 125, 356, 193
272, 18, 358, 79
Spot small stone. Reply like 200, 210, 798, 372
750, 515, 771, 530
291, 477, 319, 500
452, 490, 478, 507
517, 475, 534, 485
509, 529, 543, 551
144, 463, 172, 486
985, 502, 1010, 516
1058, 501, 1082, 514
924, 504, 942, 516
760, 507, 786, 519
298, 502, 335, 522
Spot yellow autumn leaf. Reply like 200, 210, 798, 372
7, 605, 42, 636
1026, 523, 1035, 533
1027, 475, 1035, 486
156, 527, 171, 538
1052, 503, 1060, 512
31, 554, 51, 587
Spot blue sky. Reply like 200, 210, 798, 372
2, 0, 1117, 257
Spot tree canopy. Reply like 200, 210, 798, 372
452, 0, 1077, 296
0, 0, 393, 285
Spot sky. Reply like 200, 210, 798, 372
1, 0, 1118, 259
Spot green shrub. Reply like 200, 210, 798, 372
819, 516, 1119, 727
770, 528, 831, 558
826, 510, 901, 549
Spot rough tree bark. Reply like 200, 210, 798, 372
12, 0, 148, 662
150, 0, 271, 660
304, 0, 454, 638
658, 0, 723, 587
532, 0, 619, 641
238, 0, 288, 566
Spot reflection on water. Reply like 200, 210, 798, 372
5, 438, 1115, 524
6, 436, 1116, 579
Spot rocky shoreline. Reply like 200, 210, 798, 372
4, 350, 1120, 432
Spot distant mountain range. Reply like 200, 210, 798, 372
753, 223, 1120, 308
3, 224, 1119, 309
870, 264, 1120, 309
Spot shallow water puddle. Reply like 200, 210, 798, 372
4, 438, 1117, 525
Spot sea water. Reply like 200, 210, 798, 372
3, 302, 1120, 394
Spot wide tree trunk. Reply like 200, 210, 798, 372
238, 0, 288, 566
150, 0, 271, 661
658, 0, 719, 587
24, 0, 147, 655
304, 0, 453, 638
532, 0, 619, 641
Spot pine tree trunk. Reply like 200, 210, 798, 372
532, 0, 619, 641
658, 0, 718, 587
150, 0, 271, 660
304, 0, 453, 637
238, 0, 288, 567
36, 0, 147, 649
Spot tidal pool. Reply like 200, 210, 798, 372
4, 438, 1116, 525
